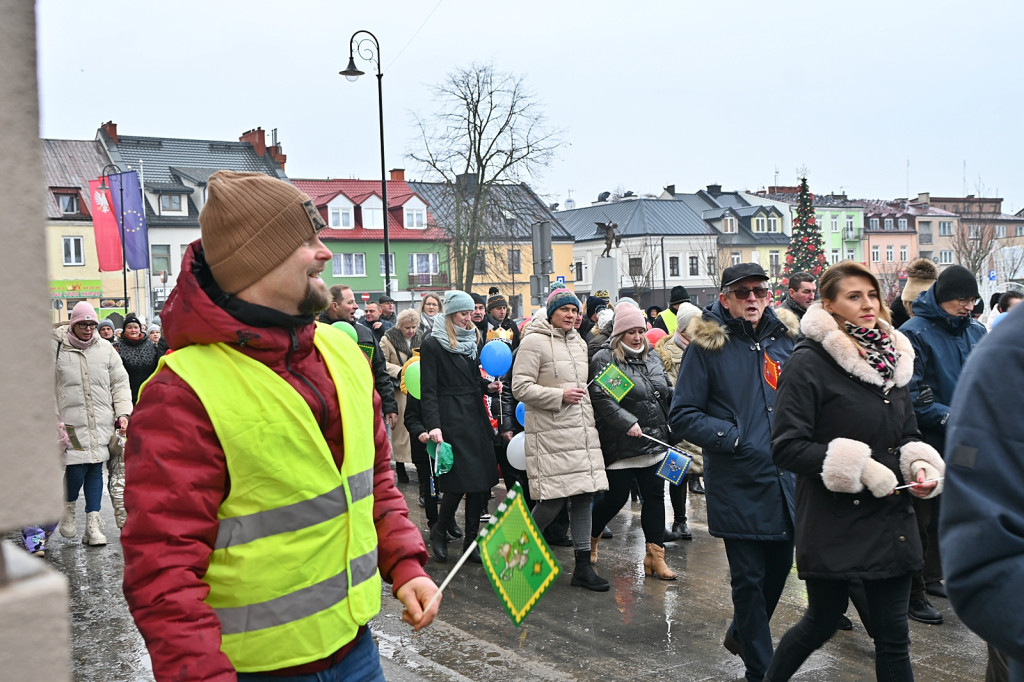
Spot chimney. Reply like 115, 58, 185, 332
389, 168, 405, 182
100, 121, 118, 143
664, 184, 676, 196
916, 192, 930, 206
239, 127, 266, 157
706, 183, 722, 196
267, 143, 287, 171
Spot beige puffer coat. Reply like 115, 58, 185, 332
379, 334, 412, 464
512, 316, 607, 499
54, 326, 132, 466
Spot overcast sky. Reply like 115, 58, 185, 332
36, 0, 1024, 213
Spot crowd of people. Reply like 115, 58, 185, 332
29, 169, 1021, 680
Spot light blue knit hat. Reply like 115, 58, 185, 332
443, 290, 475, 315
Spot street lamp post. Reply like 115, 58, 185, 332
340, 29, 392, 298
98, 164, 128, 313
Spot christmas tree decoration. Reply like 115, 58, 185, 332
780, 177, 829, 296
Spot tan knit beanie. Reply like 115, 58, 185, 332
200, 171, 326, 294
901, 257, 939, 305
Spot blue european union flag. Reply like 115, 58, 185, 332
107, 170, 149, 270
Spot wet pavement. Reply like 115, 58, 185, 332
8, 479, 987, 681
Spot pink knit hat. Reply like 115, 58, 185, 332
611, 301, 646, 336
69, 301, 98, 326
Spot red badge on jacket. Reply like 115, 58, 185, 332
763, 352, 780, 390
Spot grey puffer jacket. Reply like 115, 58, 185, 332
54, 326, 132, 466
512, 316, 607, 499
589, 346, 672, 467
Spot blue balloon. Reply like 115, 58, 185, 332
480, 340, 513, 377
515, 401, 526, 427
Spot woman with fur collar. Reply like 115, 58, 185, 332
765, 261, 945, 681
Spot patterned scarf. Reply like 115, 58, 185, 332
845, 322, 897, 383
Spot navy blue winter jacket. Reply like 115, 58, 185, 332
669, 300, 797, 540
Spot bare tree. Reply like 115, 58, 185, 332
697, 235, 733, 291
951, 223, 998, 279
621, 236, 660, 298
994, 238, 1024, 284
873, 260, 906, 304
410, 63, 561, 290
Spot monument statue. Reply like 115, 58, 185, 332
596, 221, 621, 258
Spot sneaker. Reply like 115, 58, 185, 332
925, 581, 948, 599
908, 599, 943, 625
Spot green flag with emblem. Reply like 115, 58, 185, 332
479, 483, 560, 626
593, 362, 634, 403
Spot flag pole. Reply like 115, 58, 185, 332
423, 537, 480, 614
640, 432, 686, 453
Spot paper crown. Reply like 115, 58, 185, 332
487, 327, 515, 343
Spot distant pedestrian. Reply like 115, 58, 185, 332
417, 293, 443, 339
776, 271, 816, 327
381, 308, 421, 484
652, 285, 690, 334
114, 313, 160, 404
97, 319, 116, 343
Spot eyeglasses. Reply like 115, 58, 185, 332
729, 287, 769, 300
76, 322, 98, 329
954, 297, 981, 308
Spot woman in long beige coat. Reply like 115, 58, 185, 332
380, 309, 420, 477
512, 288, 609, 592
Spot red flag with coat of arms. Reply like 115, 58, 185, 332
763, 351, 781, 390
89, 179, 123, 271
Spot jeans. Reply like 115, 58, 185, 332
237, 628, 385, 681
764, 574, 914, 681
65, 462, 104, 512
531, 493, 593, 552
722, 537, 795, 682
591, 464, 665, 545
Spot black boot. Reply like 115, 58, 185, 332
396, 462, 409, 484
465, 542, 482, 564
429, 523, 449, 563
688, 475, 705, 494
571, 550, 609, 591
663, 526, 681, 542
671, 520, 692, 541
447, 518, 464, 540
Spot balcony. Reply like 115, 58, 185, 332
406, 272, 449, 290
844, 228, 860, 241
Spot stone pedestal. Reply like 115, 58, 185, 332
591, 256, 619, 303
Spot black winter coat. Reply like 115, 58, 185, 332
420, 336, 499, 494
317, 311, 398, 416
589, 347, 672, 466
772, 305, 924, 580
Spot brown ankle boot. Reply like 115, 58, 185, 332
645, 543, 676, 580
590, 535, 600, 564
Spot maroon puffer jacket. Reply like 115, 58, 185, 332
121, 241, 428, 681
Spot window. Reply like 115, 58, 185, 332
160, 195, 182, 212
969, 224, 981, 239
768, 217, 779, 233
754, 217, 766, 233
152, 244, 171, 274
870, 218, 880, 230
919, 250, 932, 261
574, 261, 584, 281
405, 208, 425, 229
769, 251, 780, 276
1017, 226, 1024, 237
56, 193, 79, 215
409, 252, 439, 274
330, 208, 352, 229
378, 253, 395, 276
332, 253, 365, 277
884, 218, 894, 231
62, 236, 84, 266
831, 249, 840, 264
900, 245, 908, 262
507, 249, 521, 275
181, 244, 190, 262
816, 214, 825, 229
707, 256, 716, 276
939, 221, 953, 236
846, 248, 855, 260
940, 250, 954, 264
722, 217, 737, 234
362, 207, 383, 229
730, 251, 741, 266
473, 250, 487, 275
886, 245, 894, 262
898, 218, 908, 231
871, 246, 880, 262
831, 215, 839, 232
689, 256, 699, 276
846, 215, 855, 230
628, 257, 643, 276
669, 256, 680, 277
996, 225, 1006, 238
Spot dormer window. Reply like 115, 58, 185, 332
362, 207, 384, 229
57, 193, 80, 215
406, 208, 425, 229
160, 194, 186, 215
722, 217, 737, 234
754, 217, 766, 233
330, 207, 352, 229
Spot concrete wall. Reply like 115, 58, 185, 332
0, 2, 72, 678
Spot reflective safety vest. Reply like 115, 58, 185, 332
157, 323, 381, 672
657, 308, 677, 333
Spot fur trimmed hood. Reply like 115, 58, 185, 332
690, 300, 800, 352
800, 303, 914, 389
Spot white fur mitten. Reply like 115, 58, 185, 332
899, 441, 945, 498
821, 438, 871, 494
861, 458, 898, 498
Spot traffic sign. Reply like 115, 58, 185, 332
555, 275, 566, 286
989, 270, 997, 282
361, 292, 370, 301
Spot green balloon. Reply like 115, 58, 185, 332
331, 320, 358, 343
404, 361, 422, 399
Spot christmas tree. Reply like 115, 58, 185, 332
780, 177, 829, 295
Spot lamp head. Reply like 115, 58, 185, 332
340, 56, 364, 82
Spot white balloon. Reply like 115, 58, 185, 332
506, 432, 527, 470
